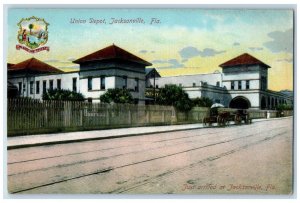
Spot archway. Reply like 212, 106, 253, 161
261, 96, 267, 109
229, 96, 251, 109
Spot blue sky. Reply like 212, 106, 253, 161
6, 8, 294, 90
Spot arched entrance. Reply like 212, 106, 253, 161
229, 96, 251, 109
261, 96, 267, 109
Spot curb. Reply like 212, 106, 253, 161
7, 116, 292, 150
7, 125, 205, 150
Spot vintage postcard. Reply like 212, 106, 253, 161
5, 6, 294, 195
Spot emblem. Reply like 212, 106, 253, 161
16, 16, 50, 53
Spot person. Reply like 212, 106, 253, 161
22, 29, 27, 42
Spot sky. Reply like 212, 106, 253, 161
6, 8, 294, 91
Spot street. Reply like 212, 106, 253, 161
7, 117, 293, 194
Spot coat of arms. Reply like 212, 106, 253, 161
16, 16, 50, 53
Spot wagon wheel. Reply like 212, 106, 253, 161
224, 117, 229, 126
221, 117, 226, 126
217, 116, 221, 126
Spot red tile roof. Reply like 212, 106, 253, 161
8, 58, 63, 74
219, 53, 270, 68
73, 44, 152, 66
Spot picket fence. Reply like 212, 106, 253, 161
7, 99, 210, 136
7, 99, 292, 136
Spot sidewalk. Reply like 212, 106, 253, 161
7, 116, 292, 149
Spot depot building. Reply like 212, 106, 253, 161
8, 44, 293, 109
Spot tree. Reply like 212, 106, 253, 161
29, 24, 34, 34
192, 97, 213, 107
156, 84, 193, 112
42, 89, 85, 101
100, 88, 134, 104
276, 104, 293, 111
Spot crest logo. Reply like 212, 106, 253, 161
16, 16, 50, 53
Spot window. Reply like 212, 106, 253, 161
18, 82, 22, 94
122, 76, 127, 89
73, 77, 77, 92
30, 81, 34, 94
43, 81, 47, 94
88, 77, 92, 91
246, 80, 250, 90
36, 81, 40, 94
216, 81, 220, 87
193, 83, 196, 87
49, 80, 54, 90
100, 77, 105, 90
134, 78, 139, 92
261, 76, 267, 90
238, 81, 242, 90
57, 79, 61, 90
231, 81, 234, 90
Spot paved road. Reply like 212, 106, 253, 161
7, 117, 293, 194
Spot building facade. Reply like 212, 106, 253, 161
146, 53, 293, 109
8, 45, 152, 104
73, 45, 152, 103
8, 46, 293, 109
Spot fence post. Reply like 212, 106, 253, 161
106, 107, 110, 125
162, 110, 165, 123
128, 108, 132, 125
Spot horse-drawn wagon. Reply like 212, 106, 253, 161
203, 104, 251, 126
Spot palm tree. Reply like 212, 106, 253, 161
28, 24, 34, 34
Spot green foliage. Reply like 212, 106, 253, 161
42, 89, 85, 101
156, 84, 193, 112
276, 104, 293, 111
29, 24, 34, 34
100, 88, 134, 104
192, 97, 213, 107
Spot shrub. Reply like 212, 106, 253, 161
156, 84, 193, 112
42, 89, 85, 101
192, 97, 213, 107
100, 88, 134, 104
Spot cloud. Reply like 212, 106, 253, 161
151, 58, 184, 69
139, 50, 148, 54
248, 47, 264, 51
151, 59, 165, 64
179, 46, 201, 59
263, 28, 293, 53
44, 58, 77, 63
276, 58, 293, 63
181, 59, 188, 63
67, 57, 76, 61
43, 59, 59, 63
233, 42, 240, 46
179, 46, 226, 59
200, 48, 226, 57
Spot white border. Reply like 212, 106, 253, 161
1, 1, 299, 202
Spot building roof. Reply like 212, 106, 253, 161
145, 68, 161, 77
7, 63, 15, 68
73, 44, 152, 66
219, 53, 270, 68
8, 58, 63, 74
